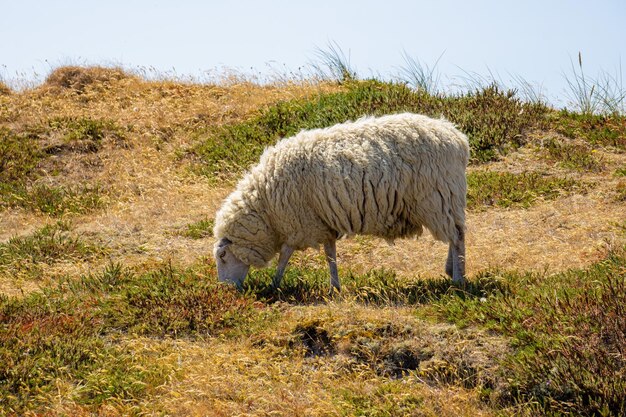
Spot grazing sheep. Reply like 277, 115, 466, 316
213, 113, 469, 291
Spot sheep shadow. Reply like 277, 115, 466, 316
243, 267, 509, 306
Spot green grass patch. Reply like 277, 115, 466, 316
0, 182, 107, 215
0, 301, 172, 413
255, 251, 626, 415
542, 136, 604, 172
0, 127, 43, 183
96, 263, 264, 336
0, 262, 263, 414
467, 170, 584, 210
431, 250, 626, 415
336, 382, 424, 416
1, 120, 118, 215
0, 222, 102, 276
45, 116, 126, 153
180, 218, 214, 239
192, 80, 548, 177
1, 118, 124, 181
468, 170, 586, 209
555, 111, 626, 149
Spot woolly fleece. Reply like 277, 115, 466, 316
213, 113, 469, 268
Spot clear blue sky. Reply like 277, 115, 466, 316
2, 0, 625, 105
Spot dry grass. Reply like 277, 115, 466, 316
0, 81, 11, 96
1, 66, 625, 416
44, 66, 136, 93
338, 193, 623, 278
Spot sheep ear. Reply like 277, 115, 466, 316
217, 237, 232, 248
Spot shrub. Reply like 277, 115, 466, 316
556, 111, 626, 149
434, 250, 626, 415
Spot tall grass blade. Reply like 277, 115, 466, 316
398, 50, 444, 94
310, 41, 356, 82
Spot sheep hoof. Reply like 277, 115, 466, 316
452, 277, 466, 288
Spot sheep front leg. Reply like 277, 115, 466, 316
323, 240, 341, 292
272, 244, 294, 289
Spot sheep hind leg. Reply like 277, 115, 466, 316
323, 240, 341, 293
447, 225, 466, 285
272, 244, 294, 289
445, 245, 454, 278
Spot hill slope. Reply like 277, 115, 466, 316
1, 67, 625, 416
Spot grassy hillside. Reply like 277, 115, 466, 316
0, 66, 625, 416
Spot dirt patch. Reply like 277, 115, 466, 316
382, 341, 433, 378
292, 319, 336, 357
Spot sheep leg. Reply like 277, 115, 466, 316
448, 225, 466, 285
324, 240, 341, 292
445, 245, 455, 278
272, 244, 294, 289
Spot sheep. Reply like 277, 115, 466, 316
213, 113, 469, 291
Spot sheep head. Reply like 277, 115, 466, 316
213, 237, 250, 289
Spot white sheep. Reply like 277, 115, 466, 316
213, 113, 469, 291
